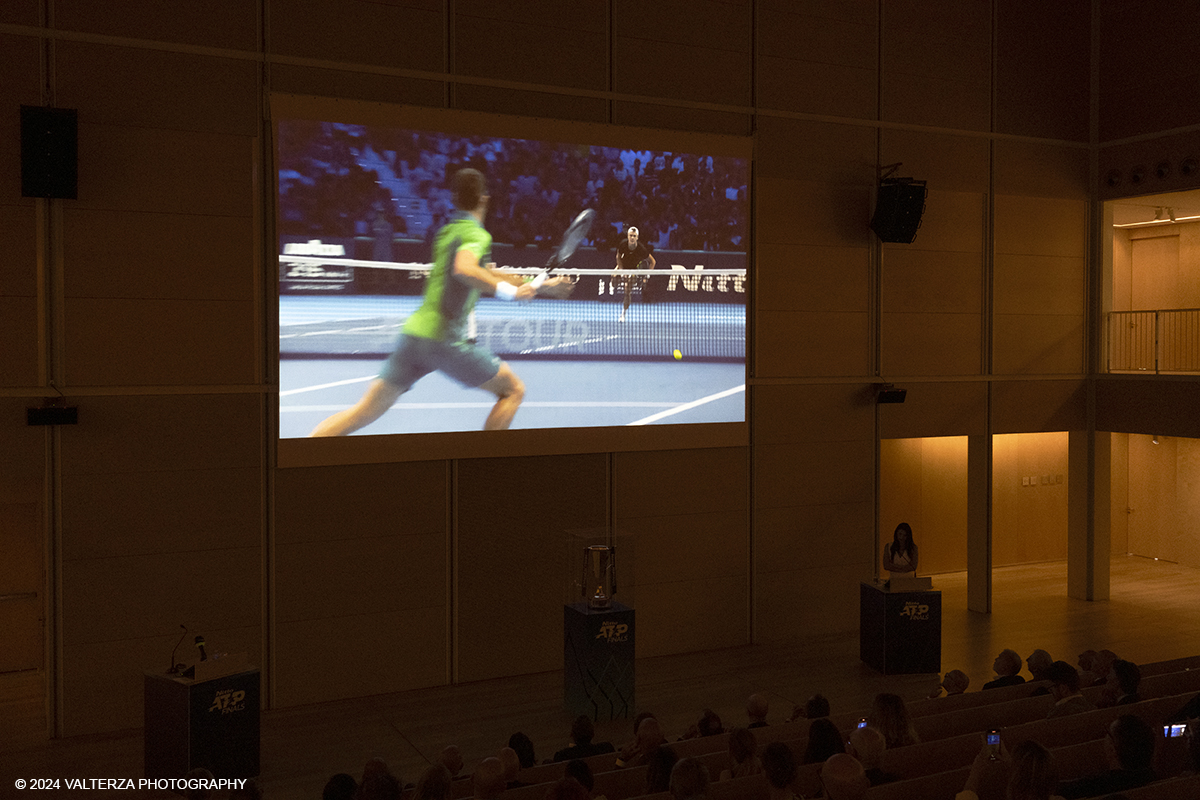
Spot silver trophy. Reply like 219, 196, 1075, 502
583, 545, 617, 609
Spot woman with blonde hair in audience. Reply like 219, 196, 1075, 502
867, 693, 919, 749
957, 739, 1062, 800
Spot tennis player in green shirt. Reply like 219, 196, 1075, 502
310, 168, 565, 435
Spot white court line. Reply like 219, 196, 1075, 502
279, 375, 378, 397
281, 401, 685, 412
626, 384, 745, 426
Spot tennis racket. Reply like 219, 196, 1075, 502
530, 209, 595, 289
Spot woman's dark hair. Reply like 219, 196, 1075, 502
1007, 740, 1058, 800
508, 731, 536, 768
645, 745, 679, 793
728, 727, 758, 764
803, 717, 846, 764
563, 760, 594, 791
890, 522, 915, 559
761, 742, 797, 790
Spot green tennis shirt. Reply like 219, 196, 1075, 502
403, 212, 492, 342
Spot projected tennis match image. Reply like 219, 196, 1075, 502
276, 113, 749, 438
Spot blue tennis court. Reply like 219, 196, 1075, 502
279, 294, 746, 437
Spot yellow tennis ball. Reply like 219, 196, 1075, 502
673, 349, 682, 360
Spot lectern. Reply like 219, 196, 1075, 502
564, 602, 634, 720
860, 582, 941, 675
144, 667, 260, 779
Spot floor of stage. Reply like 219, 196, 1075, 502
3, 555, 1198, 799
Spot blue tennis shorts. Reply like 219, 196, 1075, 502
379, 334, 502, 392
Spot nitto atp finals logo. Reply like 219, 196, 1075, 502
899, 602, 930, 621
595, 621, 630, 642
209, 688, 247, 714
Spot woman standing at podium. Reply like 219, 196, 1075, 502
882, 522, 919, 574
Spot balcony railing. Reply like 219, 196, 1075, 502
1108, 308, 1200, 373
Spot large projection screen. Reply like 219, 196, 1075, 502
273, 95, 750, 467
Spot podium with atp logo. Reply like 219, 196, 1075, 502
564, 602, 635, 721
144, 665, 260, 780
859, 582, 941, 675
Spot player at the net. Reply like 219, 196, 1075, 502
613, 225, 656, 322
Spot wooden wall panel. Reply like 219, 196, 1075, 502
454, 86, 610, 124
0, 2, 39, 25
880, 131, 990, 194
756, 311, 869, 377
993, 314, 1084, 375
267, 0, 444, 70
753, 381, 875, 640
879, 382, 988, 439
455, 2, 607, 89
64, 298, 255, 386
881, 1, 991, 131
1, 35, 42, 202
56, 43, 259, 137
269, 66, 446, 109
1110, 432, 1129, 555
992, 432, 1069, 566
757, 178, 872, 249
274, 461, 449, 702
0, 297, 38, 388
62, 468, 261, 561
883, 249, 983, 314
756, 244, 867, 313
882, 312, 982, 376
757, 3, 877, 118
1099, 1, 1200, 142
994, 254, 1085, 315
995, 0, 1090, 141
756, 118, 877, 184
614, 448, 749, 657
991, 380, 1086, 435
56, 0, 261, 50
63, 209, 254, 301
994, 141, 1089, 200
457, 454, 608, 682
1126, 435, 1200, 569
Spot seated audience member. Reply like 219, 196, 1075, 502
930, 669, 971, 698
644, 745, 680, 794
508, 731, 537, 768
439, 745, 465, 779
669, 757, 710, 800
747, 693, 770, 728
1187, 719, 1200, 776
323, 773, 358, 800
821, 753, 870, 800
719, 727, 762, 780
1099, 659, 1142, 708
1027, 649, 1054, 682
412, 765, 453, 800
544, 777, 591, 800
1046, 661, 1096, 718
789, 692, 831, 722
761, 741, 800, 800
958, 739, 1060, 800
803, 717, 846, 764
868, 693, 919, 748
471, 757, 507, 800
1057, 715, 1156, 798
847, 726, 898, 786
563, 759, 607, 800
499, 747, 526, 789
1168, 692, 1200, 723
984, 649, 1027, 690
1090, 649, 1120, 686
681, 708, 724, 739
554, 715, 616, 762
1076, 650, 1100, 685
359, 773, 403, 800
617, 715, 667, 768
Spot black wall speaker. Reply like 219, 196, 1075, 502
21, 106, 78, 200
870, 180, 927, 244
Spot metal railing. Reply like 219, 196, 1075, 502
1108, 308, 1200, 373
